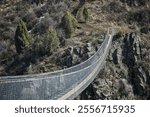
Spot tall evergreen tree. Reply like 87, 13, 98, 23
61, 11, 78, 38
15, 19, 30, 53
44, 26, 60, 55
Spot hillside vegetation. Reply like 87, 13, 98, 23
0, 0, 150, 99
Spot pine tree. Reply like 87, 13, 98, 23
44, 26, 60, 54
15, 19, 30, 53
61, 11, 78, 38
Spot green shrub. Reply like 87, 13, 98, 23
61, 11, 78, 38
15, 19, 30, 53
116, 31, 124, 38
45, 26, 60, 54
31, 27, 60, 56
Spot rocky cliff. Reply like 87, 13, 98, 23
76, 0, 150, 100
78, 32, 150, 100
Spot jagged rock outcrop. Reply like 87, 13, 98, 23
78, 32, 150, 100
57, 42, 96, 68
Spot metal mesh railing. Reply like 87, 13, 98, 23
0, 28, 114, 100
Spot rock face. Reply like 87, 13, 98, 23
57, 42, 96, 68
78, 32, 150, 100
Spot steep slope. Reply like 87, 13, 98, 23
0, 0, 150, 99
77, 0, 150, 100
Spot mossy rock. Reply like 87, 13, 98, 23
76, 5, 89, 23
15, 19, 30, 53
61, 11, 78, 38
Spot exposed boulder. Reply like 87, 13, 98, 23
57, 42, 96, 68
58, 46, 74, 68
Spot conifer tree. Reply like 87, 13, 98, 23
62, 11, 78, 38
15, 19, 30, 53
44, 26, 60, 54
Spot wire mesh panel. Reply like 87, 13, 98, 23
0, 29, 115, 100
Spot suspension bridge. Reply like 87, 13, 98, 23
0, 29, 115, 100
